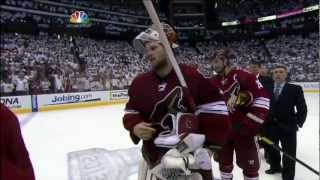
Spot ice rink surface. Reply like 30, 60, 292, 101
19, 93, 319, 180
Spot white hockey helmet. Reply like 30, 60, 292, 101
133, 23, 178, 54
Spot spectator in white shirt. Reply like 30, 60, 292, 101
0, 78, 14, 96
77, 74, 90, 92
83, 75, 91, 91
13, 72, 28, 95
104, 77, 112, 90
40, 78, 51, 94
90, 77, 104, 91
71, 77, 79, 92
53, 72, 64, 93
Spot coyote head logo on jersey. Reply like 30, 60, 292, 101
150, 86, 186, 122
149, 86, 197, 135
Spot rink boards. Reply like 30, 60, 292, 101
1, 82, 319, 114
0, 90, 128, 114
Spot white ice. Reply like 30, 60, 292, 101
19, 93, 319, 180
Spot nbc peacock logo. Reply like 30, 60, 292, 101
69, 11, 90, 25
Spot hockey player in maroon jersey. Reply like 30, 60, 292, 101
209, 48, 270, 180
123, 23, 231, 180
0, 103, 35, 180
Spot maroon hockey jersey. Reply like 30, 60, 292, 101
211, 68, 270, 137
123, 64, 231, 166
0, 103, 35, 180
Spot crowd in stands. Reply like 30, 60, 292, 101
265, 33, 319, 81
2, 0, 155, 26
1, 32, 318, 96
1, 0, 317, 43
2, 0, 318, 28
0, 0, 318, 96
215, 0, 318, 21
52, 0, 149, 17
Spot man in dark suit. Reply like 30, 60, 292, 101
264, 65, 308, 180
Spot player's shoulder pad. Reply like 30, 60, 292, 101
130, 72, 152, 88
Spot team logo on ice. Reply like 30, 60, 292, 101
68, 147, 141, 180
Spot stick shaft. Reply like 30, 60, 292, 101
142, 0, 187, 88
260, 136, 319, 175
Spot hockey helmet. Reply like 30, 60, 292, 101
133, 23, 178, 54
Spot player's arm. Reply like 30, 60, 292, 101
123, 109, 156, 143
1, 104, 35, 180
237, 71, 270, 136
122, 78, 155, 144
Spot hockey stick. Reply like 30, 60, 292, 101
258, 136, 320, 176
142, 0, 187, 88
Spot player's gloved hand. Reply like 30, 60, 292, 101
133, 122, 156, 141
